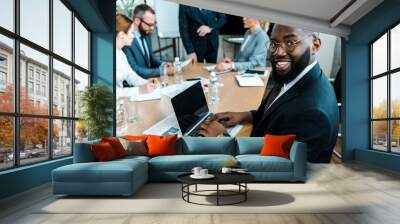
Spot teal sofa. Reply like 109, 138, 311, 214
52, 137, 307, 196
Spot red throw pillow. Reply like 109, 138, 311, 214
259, 134, 296, 159
146, 135, 177, 157
124, 135, 148, 141
101, 137, 126, 158
91, 142, 117, 162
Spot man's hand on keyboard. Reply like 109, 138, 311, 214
198, 120, 228, 137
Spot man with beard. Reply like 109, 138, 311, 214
123, 4, 174, 79
198, 25, 339, 163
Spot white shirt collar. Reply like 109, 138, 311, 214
283, 60, 317, 91
268, 61, 318, 109
134, 31, 141, 39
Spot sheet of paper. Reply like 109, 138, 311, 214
235, 75, 264, 87
131, 87, 161, 102
161, 81, 198, 98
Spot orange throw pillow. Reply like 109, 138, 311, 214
91, 142, 117, 162
259, 134, 296, 159
101, 137, 126, 158
124, 135, 148, 141
146, 135, 177, 157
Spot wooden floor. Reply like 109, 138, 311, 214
1, 162, 400, 224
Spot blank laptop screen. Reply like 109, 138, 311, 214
171, 82, 209, 135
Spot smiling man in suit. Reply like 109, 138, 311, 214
123, 4, 174, 79
199, 25, 339, 163
179, 5, 227, 63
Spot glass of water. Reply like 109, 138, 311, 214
127, 93, 138, 123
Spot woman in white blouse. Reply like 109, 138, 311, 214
116, 13, 158, 94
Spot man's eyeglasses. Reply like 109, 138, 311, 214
268, 35, 311, 53
139, 18, 157, 28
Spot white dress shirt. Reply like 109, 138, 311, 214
268, 60, 318, 109
116, 49, 148, 88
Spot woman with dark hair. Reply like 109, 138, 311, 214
116, 13, 158, 94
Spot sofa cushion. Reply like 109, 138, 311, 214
147, 135, 177, 157
236, 137, 263, 155
101, 137, 127, 158
52, 158, 147, 183
260, 134, 296, 159
124, 135, 148, 141
118, 138, 147, 156
149, 154, 235, 172
91, 142, 118, 161
178, 137, 236, 155
236, 155, 293, 172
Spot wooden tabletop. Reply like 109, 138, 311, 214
119, 63, 269, 137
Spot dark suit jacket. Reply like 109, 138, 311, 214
250, 63, 339, 163
178, 5, 226, 54
122, 35, 162, 79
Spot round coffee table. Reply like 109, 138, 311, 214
177, 173, 255, 206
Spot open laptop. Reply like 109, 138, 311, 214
171, 81, 211, 136
143, 81, 243, 136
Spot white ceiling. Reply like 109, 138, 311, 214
170, 0, 384, 38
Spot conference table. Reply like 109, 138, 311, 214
120, 63, 270, 137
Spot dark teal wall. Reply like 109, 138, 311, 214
0, 158, 72, 199
343, 0, 400, 171
92, 32, 115, 135
0, 0, 115, 200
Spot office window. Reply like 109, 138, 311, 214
0, 116, 14, 170
0, 1, 91, 170
0, 0, 14, 32
74, 18, 89, 70
20, 44, 49, 116
53, 119, 72, 158
0, 35, 14, 113
372, 34, 387, 77
20, 0, 49, 49
53, 59, 72, 117
391, 24, 400, 70
19, 117, 49, 165
370, 22, 400, 154
74, 69, 89, 144
372, 77, 387, 119
74, 69, 89, 118
53, 0, 72, 60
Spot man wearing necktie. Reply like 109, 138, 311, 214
123, 4, 174, 79
179, 5, 227, 63
199, 25, 339, 163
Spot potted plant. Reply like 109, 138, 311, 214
79, 84, 113, 140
